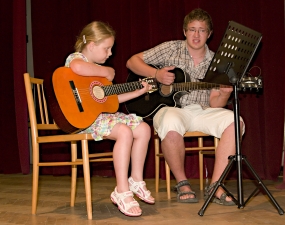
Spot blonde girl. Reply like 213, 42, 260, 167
65, 21, 155, 217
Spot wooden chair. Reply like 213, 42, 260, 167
154, 131, 219, 199
24, 73, 113, 220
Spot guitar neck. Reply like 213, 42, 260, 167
102, 81, 143, 96
172, 82, 231, 91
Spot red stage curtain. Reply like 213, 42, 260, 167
0, 0, 29, 174
1, 0, 284, 182
29, 0, 285, 180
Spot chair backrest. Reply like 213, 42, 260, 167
23, 73, 60, 137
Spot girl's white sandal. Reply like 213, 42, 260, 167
128, 177, 155, 204
110, 187, 142, 217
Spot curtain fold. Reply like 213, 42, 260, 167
13, 0, 30, 174
0, 0, 28, 174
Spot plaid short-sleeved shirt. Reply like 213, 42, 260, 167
143, 40, 214, 108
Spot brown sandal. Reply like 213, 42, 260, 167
204, 182, 236, 206
175, 180, 199, 203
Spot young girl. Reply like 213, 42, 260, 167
65, 21, 154, 217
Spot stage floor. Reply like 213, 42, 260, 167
0, 173, 284, 224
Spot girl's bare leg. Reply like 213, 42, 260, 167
130, 122, 154, 202
107, 123, 141, 214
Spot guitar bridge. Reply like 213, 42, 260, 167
69, 81, 84, 112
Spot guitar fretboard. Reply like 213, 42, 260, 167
172, 82, 231, 91
102, 81, 143, 96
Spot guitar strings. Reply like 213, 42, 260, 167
246, 66, 262, 77
75, 81, 145, 97
172, 82, 231, 91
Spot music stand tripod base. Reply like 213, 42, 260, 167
198, 21, 284, 216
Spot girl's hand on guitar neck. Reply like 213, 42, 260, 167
136, 80, 151, 95
156, 66, 176, 85
118, 80, 150, 103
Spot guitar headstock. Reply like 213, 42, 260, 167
142, 77, 158, 93
239, 76, 262, 91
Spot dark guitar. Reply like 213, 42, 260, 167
125, 67, 262, 118
48, 67, 157, 133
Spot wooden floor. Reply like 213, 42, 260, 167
0, 173, 285, 225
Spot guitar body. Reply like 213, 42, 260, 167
51, 67, 119, 133
125, 67, 186, 118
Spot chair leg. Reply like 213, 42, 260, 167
81, 140, 92, 220
32, 165, 39, 214
32, 144, 39, 215
214, 137, 219, 148
198, 137, 204, 191
70, 141, 77, 207
154, 137, 160, 193
199, 151, 204, 190
165, 161, 171, 199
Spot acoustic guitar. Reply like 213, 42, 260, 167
125, 67, 262, 118
48, 67, 157, 133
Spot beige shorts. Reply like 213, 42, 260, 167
153, 104, 245, 140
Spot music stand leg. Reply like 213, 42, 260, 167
242, 156, 284, 215
198, 156, 236, 216
198, 85, 284, 216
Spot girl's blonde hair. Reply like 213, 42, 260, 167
74, 21, 116, 52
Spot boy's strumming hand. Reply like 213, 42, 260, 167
155, 66, 175, 85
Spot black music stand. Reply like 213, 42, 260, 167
198, 21, 284, 216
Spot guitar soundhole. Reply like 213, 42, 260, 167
90, 81, 107, 103
93, 86, 105, 99
160, 84, 173, 97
